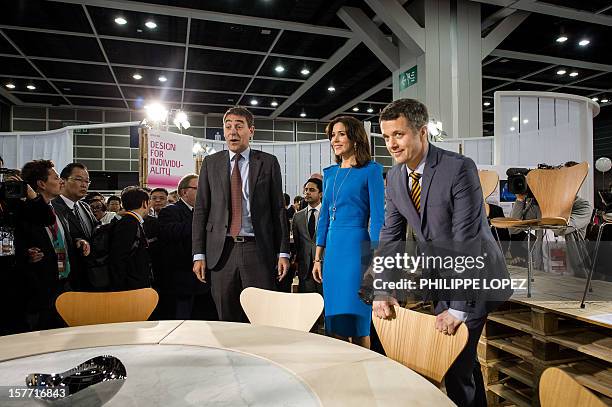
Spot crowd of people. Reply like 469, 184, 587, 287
0, 100, 517, 407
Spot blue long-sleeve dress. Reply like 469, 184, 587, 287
316, 161, 385, 337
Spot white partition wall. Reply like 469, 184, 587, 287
494, 91, 599, 205
197, 139, 334, 197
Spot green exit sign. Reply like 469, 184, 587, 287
399, 66, 417, 91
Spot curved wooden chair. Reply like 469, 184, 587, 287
372, 306, 469, 384
240, 287, 324, 332
478, 169, 499, 217
55, 288, 159, 327
540, 367, 607, 407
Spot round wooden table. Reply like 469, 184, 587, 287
0, 321, 454, 406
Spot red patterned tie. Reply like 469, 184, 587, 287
229, 154, 243, 237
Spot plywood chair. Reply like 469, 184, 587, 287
478, 169, 499, 217
55, 288, 159, 327
372, 306, 469, 384
240, 287, 323, 332
540, 367, 607, 407
490, 162, 589, 296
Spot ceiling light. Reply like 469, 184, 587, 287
300, 68, 310, 76
250, 99, 258, 106
145, 21, 157, 29
483, 101, 491, 107
592, 97, 599, 102
5, 83, 15, 89
26, 84, 36, 90
132, 73, 142, 80
569, 72, 578, 77
274, 65, 285, 73
602, 98, 610, 103
144, 102, 168, 122
510, 126, 516, 131
578, 39, 590, 47
367, 107, 374, 113
352, 106, 359, 112
158, 75, 167, 82
173, 110, 189, 130
327, 86, 335, 92
300, 111, 306, 118
556, 35, 568, 43
511, 116, 518, 122
523, 119, 529, 124
556, 69, 566, 75
114, 17, 127, 25
271, 100, 278, 107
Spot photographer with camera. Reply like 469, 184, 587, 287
0, 157, 56, 335
508, 161, 592, 277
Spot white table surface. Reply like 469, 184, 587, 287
0, 320, 455, 406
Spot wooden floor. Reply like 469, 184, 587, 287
507, 265, 612, 329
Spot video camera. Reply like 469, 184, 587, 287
0, 168, 27, 202
506, 164, 560, 196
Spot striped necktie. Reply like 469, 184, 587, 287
409, 171, 422, 212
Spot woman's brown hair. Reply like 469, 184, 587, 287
325, 116, 372, 168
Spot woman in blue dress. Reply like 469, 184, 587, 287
312, 116, 385, 348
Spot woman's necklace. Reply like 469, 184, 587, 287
330, 165, 352, 221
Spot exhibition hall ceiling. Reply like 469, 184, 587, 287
0, 0, 611, 135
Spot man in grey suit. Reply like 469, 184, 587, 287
192, 107, 290, 322
372, 99, 510, 407
292, 178, 323, 294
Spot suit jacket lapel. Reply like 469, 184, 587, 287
220, 151, 230, 209
420, 144, 439, 223
55, 197, 84, 237
248, 149, 262, 207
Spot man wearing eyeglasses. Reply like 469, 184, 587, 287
51, 163, 98, 290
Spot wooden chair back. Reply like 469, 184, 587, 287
527, 162, 588, 221
55, 288, 158, 327
540, 367, 607, 407
240, 287, 323, 332
479, 170, 499, 217
372, 306, 469, 384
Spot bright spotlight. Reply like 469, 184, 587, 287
145, 103, 168, 122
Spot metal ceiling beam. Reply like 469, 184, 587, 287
270, 37, 361, 119
237, 30, 284, 105
483, 75, 604, 93
364, 0, 425, 54
337, 7, 399, 71
0, 30, 72, 105
481, 8, 518, 32
469, 0, 612, 27
322, 77, 392, 121
82, 5, 129, 109
50, 0, 354, 38
490, 49, 612, 73
547, 71, 609, 92
180, 17, 191, 110
0, 24, 328, 62
481, 11, 529, 59
0, 53, 307, 82
0, 87, 23, 105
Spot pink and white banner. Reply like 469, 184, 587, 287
146, 129, 193, 190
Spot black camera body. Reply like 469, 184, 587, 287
506, 164, 559, 196
0, 168, 27, 201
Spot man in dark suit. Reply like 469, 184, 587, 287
292, 178, 323, 294
51, 162, 96, 290
192, 106, 290, 322
372, 99, 510, 407
109, 187, 152, 291
158, 174, 217, 320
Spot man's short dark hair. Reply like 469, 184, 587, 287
150, 187, 168, 196
60, 162, 87, 179
293, 195, 302, 203
304, 178, 323, 193
21, 160, 55, 191
223, 106, 254, 128
121, 187, 150, 211
284, 193, 290, 206
564, 161, 579, 168
107, 195, 121, 204
379, 98, 429, 133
